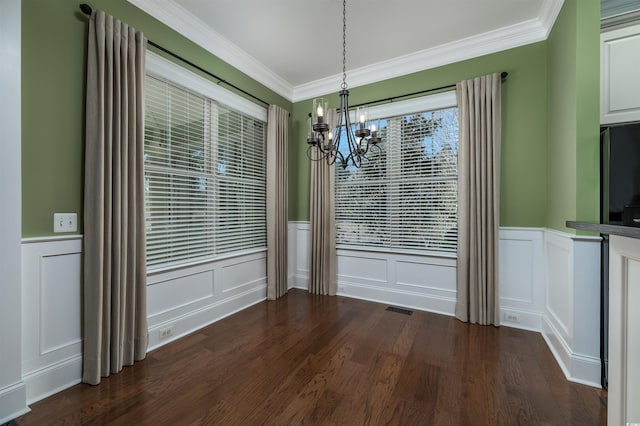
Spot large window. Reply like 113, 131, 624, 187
144, 53, 267, 271
335, 92, 458, 256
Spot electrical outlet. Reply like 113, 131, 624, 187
159, 326, 174, 340
54, 213, 77, 233
505, 312, 520, 323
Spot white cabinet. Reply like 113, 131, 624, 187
601, 23, 640, 124
608, 235, 640, 426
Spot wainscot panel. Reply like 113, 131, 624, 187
544, 230, 574, 344
289, 222, 310, 290
290, 223, 547, 323
288, 222, 601, 387
498, 227, 545, 331
542, 229, 601, 387
336, 249, 457, 315
22, 236, 83, 404
146, 250, 267, 350
21, 237, 267, 403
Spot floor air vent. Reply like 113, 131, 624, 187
386, 306, 413, 315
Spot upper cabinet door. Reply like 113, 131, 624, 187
601, 23, 640, 124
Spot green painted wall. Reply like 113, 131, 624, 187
547, 0, 578, 232
546, 0, 600, 232
22, 0, 599, 235
290, 43, 549, 226
21, 0, 291, 237
574, 0, 601, 227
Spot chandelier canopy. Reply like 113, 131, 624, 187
306, 0, 381, 169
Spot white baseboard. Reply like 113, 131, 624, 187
15, 223, 603, 408
499, 227, 545, 332
289, 222, 602, 389
542, 316, 601, 387
148, 285, 266, 351
337, 281, 455, 317
21, 236, 83, 405
542, 229, 601, 388
499, 307, 543, 332
290, 274, 308, 290
0, 382, 29, 424
22, 355, 82, 404
21, 236, 269, 403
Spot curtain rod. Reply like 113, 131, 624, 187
350, 71, 508, 109
79, 3, 271, 108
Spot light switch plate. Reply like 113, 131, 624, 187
53, 213, 77, 233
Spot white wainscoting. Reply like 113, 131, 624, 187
542, 229, 601, 387
337, 249, 457, 315
21, 236, 83, 404
289, 223, 546, 322
146, 251, 267, 350
20, 224, 602, 405
499, 228, 545, 331
288, 221, 310, 290
608, 235, 640, 426
21, 236, 267, 404
289, 222, 601, 388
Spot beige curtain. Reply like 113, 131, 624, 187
455, 73, 502, 326
83, 10, 148, 385
309, 111, 337, 295
267, 105, 289, 300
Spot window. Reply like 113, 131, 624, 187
144, 52, 267, 271
335, 92, 458, 256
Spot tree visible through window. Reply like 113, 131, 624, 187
335, 104, 458, 255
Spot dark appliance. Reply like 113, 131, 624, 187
599, 122, 640, 390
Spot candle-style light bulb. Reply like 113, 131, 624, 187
371, 124, 377, 137
317, 105, 324, 124
359, 114, 365, 129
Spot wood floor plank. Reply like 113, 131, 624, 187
17, 289, 606, 425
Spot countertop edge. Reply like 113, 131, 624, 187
566, 221, 640, 239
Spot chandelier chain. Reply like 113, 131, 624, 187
341, 0, 347, 90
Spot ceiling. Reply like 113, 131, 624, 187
128, 0, 565, 101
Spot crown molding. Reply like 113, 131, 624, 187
128, 0, 564, 104
127, 0, 294, 101
292, 0, 564, 102
539, 0, 565, 38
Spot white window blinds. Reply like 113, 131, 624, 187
335, 93, 458, 256
144, 74, 266, 271
215, 107, 266, 254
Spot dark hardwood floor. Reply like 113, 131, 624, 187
17, 289, 606, 425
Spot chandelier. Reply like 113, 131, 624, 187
307, 0, 381, 169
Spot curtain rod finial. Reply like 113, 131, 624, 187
80, 3, 92, 15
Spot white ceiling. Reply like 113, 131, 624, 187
128, 0, 565, 101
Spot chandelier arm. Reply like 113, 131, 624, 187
314, 133, 328, 154
308, 143, 333, 163
307, 145, 325, 162
329, 149, 342, 167
347, 120, 361, 162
